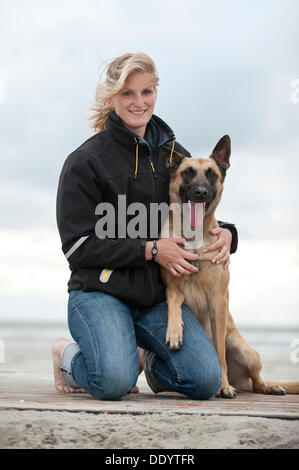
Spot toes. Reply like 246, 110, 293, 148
268, 385, 286, 395
56, 383, 85, 394
70, 387, 85, 393
166, 337, 183, 351
216, 386, 237, 399
166, 327, 184, 350
258, 383, 287, 395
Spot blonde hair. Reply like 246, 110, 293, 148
89, 52, 159, 133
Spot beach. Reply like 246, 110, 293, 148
2, 409, 299, 449
0, 323, 299, 449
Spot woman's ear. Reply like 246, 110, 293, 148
106, 97, 114, 107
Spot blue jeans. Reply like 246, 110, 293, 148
61, 290, 222, 401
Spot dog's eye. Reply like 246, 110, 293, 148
205, 168, 218, 183
181, 166, 196, 182
206, 168, 216, 177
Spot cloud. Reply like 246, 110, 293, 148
229, 238, 299, 327
0, 181, 56, 229
1, 0, 298, 189
215, 146, 299, 238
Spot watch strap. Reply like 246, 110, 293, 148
151, 239, 158, 260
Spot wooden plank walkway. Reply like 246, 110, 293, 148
1, 372, 299, 420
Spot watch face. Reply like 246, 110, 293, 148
152, 248, 158, 255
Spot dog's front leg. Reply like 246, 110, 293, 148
209, 293, 236, 398
165, 286, 185, 350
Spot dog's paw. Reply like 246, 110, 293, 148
215, 384, 237, 399
166, 323, 183, 350
262, 383, 286, 395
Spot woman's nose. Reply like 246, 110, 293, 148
132, 93, 144, 107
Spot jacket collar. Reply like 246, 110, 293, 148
107, 111, 175, 150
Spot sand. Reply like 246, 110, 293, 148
1, 409, 299, 449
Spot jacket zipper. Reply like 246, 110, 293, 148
147, 147, 157, 203
137, 138, 157, 203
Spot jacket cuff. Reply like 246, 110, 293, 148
140, 238, 147, 262
218, 221, 238, 254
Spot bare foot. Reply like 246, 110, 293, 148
130, 347, 144, 394
52, 337, 85, 393
137, 347, 144, 374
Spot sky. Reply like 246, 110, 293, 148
0, 0, 299, 325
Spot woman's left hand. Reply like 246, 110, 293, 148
204, 227, 232, 269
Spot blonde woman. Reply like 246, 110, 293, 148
53, 53, 238, 400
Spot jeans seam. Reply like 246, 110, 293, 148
69, 296, 101, 377
135, 321, 182, 382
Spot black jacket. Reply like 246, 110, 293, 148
56, 113, 238, 307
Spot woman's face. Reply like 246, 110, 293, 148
108, 72, 157, 138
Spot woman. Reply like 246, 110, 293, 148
53, 52, 238, 400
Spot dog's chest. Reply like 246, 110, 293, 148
180, 275, 211, 326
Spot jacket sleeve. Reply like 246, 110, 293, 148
218, 221, 238, 254
56, 151, 147, 269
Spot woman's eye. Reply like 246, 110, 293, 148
143, 89, 153, 95
122, 91, 132, 96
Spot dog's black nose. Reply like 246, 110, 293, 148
193, 186, 208, 198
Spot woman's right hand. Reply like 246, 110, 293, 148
146, 238, 199, 277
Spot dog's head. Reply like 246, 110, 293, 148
166, 135, 231, 217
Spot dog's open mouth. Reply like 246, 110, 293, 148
188, 201, 206, 229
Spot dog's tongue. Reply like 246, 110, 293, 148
189, 201, 205, 229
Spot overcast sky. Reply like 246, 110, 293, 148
0, 0, 298, 325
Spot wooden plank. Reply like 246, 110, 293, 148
1, 372, 299, 420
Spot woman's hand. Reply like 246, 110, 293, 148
146, 238, 199, 277
203, 227, 232, 269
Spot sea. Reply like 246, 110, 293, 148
0, 323, 298, 381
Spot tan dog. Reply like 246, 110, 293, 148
161, 136, 299, 398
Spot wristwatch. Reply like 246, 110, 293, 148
151, 239, 158, 260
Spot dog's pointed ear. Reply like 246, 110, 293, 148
210, 135, 231, 176
161, 146, 185, 171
